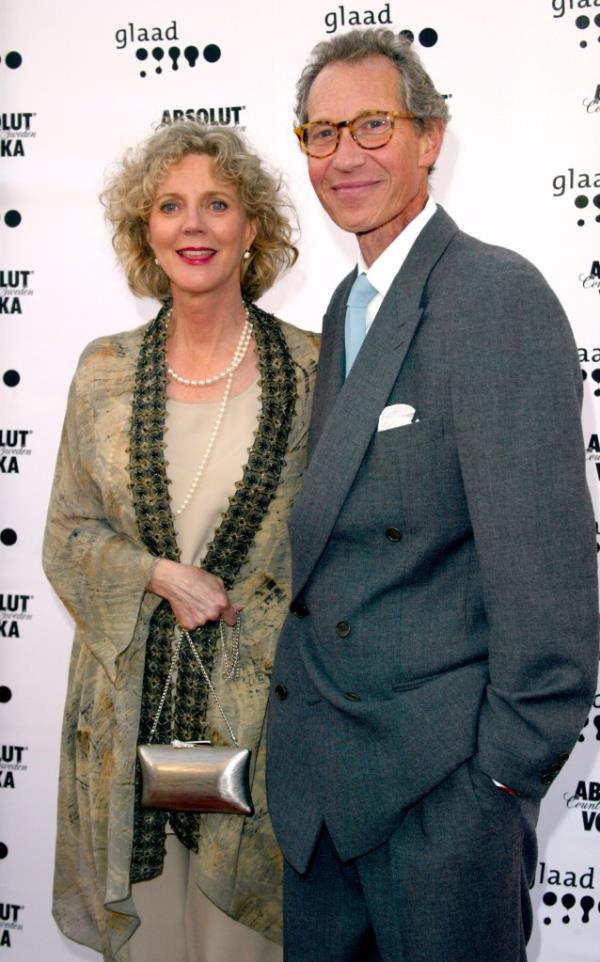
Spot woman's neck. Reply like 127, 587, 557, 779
168, 288, 247, 357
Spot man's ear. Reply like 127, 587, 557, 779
419, 120, 445, 170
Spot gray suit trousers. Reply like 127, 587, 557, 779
283, 760, 539, 962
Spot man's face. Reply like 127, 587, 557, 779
305, 55, 443, 264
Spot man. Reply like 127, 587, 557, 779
266, 28, 598, 962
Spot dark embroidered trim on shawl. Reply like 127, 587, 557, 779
129, 301, 296, 883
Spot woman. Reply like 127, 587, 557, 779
43, 121, 318, 962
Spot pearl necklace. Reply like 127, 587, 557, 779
167, 309, 254, 516
166, 305, 252, 386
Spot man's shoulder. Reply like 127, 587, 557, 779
422, 208, 555, 303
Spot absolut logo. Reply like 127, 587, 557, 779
0, 902, 25, 949
0, 112, 36, 157
583, 84, 600, 112
579, 259, 600, 292
0, 745, 28, 789
0, 269, 34, 314
0, 593, 34, 638
161, 106, 246, 127
0, 429, 33, 474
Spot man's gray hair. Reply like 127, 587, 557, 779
295, 28, 449, 133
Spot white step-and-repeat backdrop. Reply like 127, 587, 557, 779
1, 1, 599, 959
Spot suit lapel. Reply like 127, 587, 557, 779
290, 207, 459, 596
307, 271, 355, 460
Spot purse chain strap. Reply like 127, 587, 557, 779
149, 626, 240, 747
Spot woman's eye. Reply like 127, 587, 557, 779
210, 199, 227, 211
160, 201, 178, 213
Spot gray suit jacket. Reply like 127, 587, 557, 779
267, 206, 598, 873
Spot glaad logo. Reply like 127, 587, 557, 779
578, 692, 600, 740
583, 84, 600, 111
324, 3, 392, 34
161, 106, 246, 128
0, 744, 28, 789
552, 0, 600, 48
579, 259, 600, 292
115, 20, 221, 78
0, 592, 34, 638
0, 269, 34, 315
579, 346, 600, 394
552, 169, 600, 226
535, 862, 597, 925
0, 428, 33, 475
0, 112, 36, 158
0, 903, 25, 949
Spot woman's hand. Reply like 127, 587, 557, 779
148, 559, 240, 629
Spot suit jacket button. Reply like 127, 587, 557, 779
344, 691, 362, 702
385, 527, 403, 542
290, 599, 309, 618
336, 620, 351, 638
274, 684, 288, 701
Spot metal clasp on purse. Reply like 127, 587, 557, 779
137, 627, 254, 816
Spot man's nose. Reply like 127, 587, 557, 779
331, 127, 366, 170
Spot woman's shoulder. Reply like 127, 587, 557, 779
272, 316, 320, 369
74, 320, 151, 382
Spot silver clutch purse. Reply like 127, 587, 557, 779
138, 741, 253, 815
138, 626, 254, 816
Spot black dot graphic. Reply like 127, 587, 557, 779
419, 28, 438, 48
581, 896, 595, 922
595, 13, 600, 25
184, 45, 199, 67
5, 51, 22, 69
576, 15, 590, 28
203, 44, 221, 63
0, 843, 8, 859
152, 46, 164, 74
0, 686, 12, 703
3, 370, 20, 387
593, 195, 600, 209
543, 891, 557, 925
4, 209, 21, 227
562, 893, 576, 925
0, 528, 17, 546
399, 29, 415, 43
575, 195, 589, 209
136, 48, 148, 61
578, 219, 585, 227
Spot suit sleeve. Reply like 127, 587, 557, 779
450, 260, 599, 799
43, 359, 159, 683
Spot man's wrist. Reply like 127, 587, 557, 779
491, 777, 520, 797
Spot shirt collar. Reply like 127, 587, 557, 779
357, 196, 437, 302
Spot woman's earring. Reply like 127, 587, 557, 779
154, 257, 159, 266
243, 250, 251, 260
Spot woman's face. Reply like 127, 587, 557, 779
147, 152, 256, 302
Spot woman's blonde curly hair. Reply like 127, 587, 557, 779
101, 121, 298, 302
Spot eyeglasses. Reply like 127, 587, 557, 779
294, 109, 416, 159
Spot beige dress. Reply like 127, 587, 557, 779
129, 381, 281, 962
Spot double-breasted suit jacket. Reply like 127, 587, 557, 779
267, 207, 598, 885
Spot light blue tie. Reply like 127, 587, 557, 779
345, 272, 377, 377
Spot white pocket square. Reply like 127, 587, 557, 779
378, 404, 417, 432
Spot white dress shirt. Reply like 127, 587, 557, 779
357, 196, 437, 329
